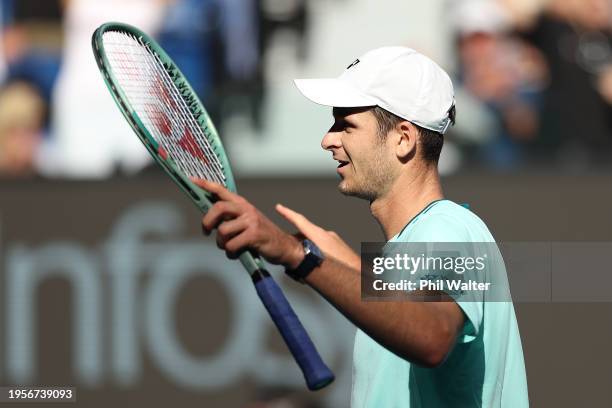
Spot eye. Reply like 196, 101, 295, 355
343, 120, 356, 132
330, 116, 355, 133
337, 119, 353, 131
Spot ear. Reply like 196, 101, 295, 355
395, 121, 417, 161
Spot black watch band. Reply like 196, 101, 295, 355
285, 239, 324, 282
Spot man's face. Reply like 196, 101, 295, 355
321, 107, 396, 201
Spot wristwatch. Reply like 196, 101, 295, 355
285, 239, 324, 282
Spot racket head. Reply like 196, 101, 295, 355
93, 25, 335, 391
92, 22, 236, 204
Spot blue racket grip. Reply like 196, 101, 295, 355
254, 274, 335, 390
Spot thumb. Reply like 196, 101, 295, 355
275, 203, 322, 239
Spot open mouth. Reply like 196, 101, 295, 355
336, 160, 349, 169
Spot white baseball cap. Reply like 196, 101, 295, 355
294, 47, 456, 134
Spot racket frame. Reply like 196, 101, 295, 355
91, 22, 334, 390
93, 23, 235, 190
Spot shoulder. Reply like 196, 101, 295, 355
399, 200, 495, 242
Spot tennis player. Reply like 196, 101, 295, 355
195, 47, 528, 407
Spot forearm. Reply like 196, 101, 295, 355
303, 257, 461, 367
192, 183, 461, 366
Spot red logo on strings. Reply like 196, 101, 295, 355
153, 75, 177, 111
148, 76, 209, 165
178, 127, 208, 164
151, 106, 172, 136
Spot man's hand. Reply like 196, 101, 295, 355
193, 179, 304, 268
193, 179, 360, 271
194, 179, 463, 366
276, 204, 360, 270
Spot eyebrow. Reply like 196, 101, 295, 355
331, 112, 355, 128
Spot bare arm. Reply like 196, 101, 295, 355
275, 204, 465, 367
195, 179, 466, 367
309, 259, 464, 367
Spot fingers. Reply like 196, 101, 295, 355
191, 178, 238, 202
215, 216, 249, 250
275, 203, 325, 239
202, 201, 244, 234
223, 230, 255, 260
276, 204, 359, 269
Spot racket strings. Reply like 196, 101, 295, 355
111, 32, 225, 184
117, 33, 225, 184
108, 40, 206, 178
102, 31, 226, 185
135, 38, 223, 179
134, 44, 218, 180
141, 40, 227, 179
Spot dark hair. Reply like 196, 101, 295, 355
370, 106, 455, 164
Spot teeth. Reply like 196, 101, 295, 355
334, 158, 349, 167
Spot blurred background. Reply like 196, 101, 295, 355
0, 0, 611, 406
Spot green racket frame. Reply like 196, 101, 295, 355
92, 22, 334, 391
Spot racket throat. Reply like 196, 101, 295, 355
250, 268, 271, 283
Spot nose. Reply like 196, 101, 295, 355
321, 128, 342, 151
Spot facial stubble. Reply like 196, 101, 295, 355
338, 142, 395, 201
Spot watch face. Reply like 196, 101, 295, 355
304, 239, 324, 261
286, 239, 324, 282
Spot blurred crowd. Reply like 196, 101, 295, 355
449, 0, 612, 172
0, 0, 307, 178
0, 0, 610, 179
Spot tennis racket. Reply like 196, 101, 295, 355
91, 22, 334, 391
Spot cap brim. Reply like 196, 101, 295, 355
294, 78, 377, 108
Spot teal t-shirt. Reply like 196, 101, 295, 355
351, 200, 529, 407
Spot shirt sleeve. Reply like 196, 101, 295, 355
402, 214, 483, 344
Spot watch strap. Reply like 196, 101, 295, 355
286, 239, 324, 282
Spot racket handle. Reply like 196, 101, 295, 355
253, 271, 335, 391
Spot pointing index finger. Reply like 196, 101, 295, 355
191, 178, 237, 201
276, 203, 323, 237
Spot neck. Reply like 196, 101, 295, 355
370, 164, 444, 240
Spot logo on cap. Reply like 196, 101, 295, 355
346, 59, 360, 69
